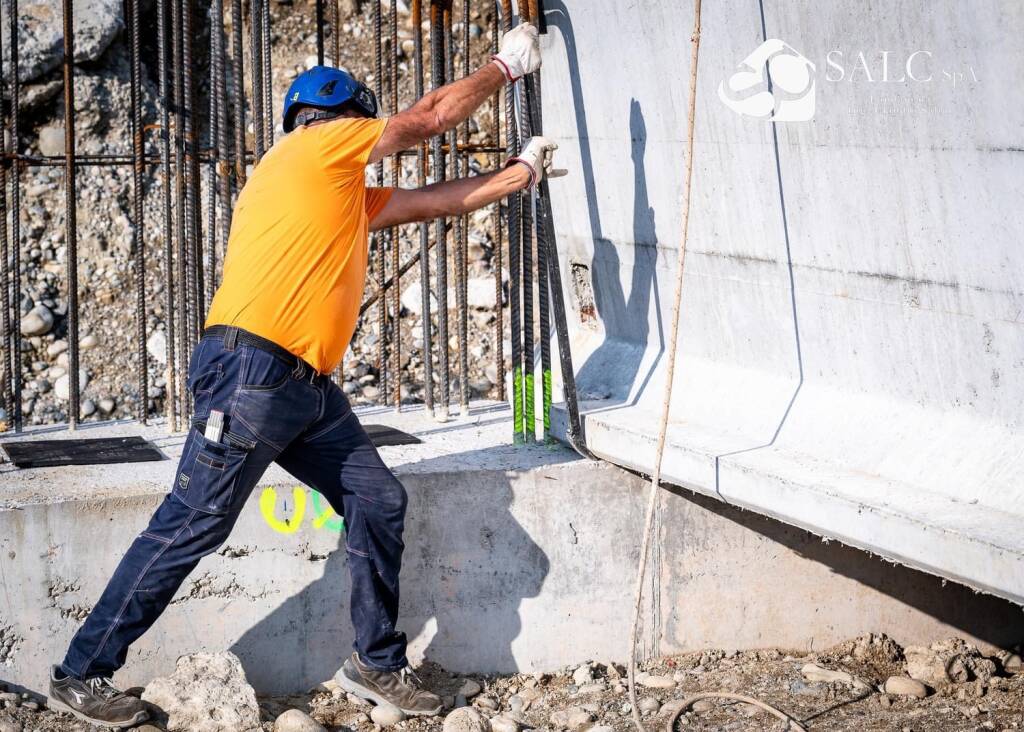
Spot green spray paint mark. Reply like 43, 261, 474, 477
524, 372, 535, 444
310, 491, 345, 533
512, 367, 525, 444
542, 368, 554, 443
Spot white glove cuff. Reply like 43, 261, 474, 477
491, 55, 521, 82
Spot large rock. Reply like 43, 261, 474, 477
54, 369, 88, 401
141, 652, 261, 732
0, 0, 123, 83
905, 639, 997, 686
20, 304, 53, 336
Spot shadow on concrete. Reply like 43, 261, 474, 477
230, 449, 551, 691
544, 3, 663, 408
662, 483, 1024, 649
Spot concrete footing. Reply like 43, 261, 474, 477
1, 403, 1020, 694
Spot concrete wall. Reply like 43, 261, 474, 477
2, 459, 1020, 695
538, 1, 1024, 602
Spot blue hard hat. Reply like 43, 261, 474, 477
282, 66, 379, 133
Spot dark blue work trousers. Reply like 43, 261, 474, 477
61, 331, 409, 679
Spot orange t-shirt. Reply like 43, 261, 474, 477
205, 117, 393, 373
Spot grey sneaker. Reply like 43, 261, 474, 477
335, 653, 443, 716
48, 665, 149, 729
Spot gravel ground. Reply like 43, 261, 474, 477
1, 635, 1022, 731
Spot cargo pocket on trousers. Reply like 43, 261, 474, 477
173, 428, 253, 515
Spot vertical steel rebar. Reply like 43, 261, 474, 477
499, 0, 523, 442
157, 0, 179, 430
231, 0, 247, 186
172, 0, 191, 422
261, 0, 273, 147
412, 0, 434, 416
525, 0, 550, 442
184, 0, 204, 343
453, 0, 469, 414
0, 15, 10, 428
129, 0, 149, 423
6, 0, 18, 431
516, 5, 535, 443
62, 0, 81, 428
250, 0, 265, 162
373, 0, 387, 404
214, 0, 232, 297
490, 4, 504, 402
205, 16, 219, 313
316, 0, 326, 65
430, 0, 449, 420
331, 0, 340, 66
390, 0, 401, 409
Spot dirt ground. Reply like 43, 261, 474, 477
2, 634, 1022, 732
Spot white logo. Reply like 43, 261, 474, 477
70, 689, 86, 705
718, 39, 816, 121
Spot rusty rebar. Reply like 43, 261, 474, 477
331, 0, 340, 66
250, 0, 265, 162
213, 0, 232, 300
172, 0, 191, 422
491, 3, 504, 402
205, 11, 219, 313
412, 0, 434, 416
449, 0, 469, 414
390, 0, 401, 409
500, 0, 523, 442
231, 0, 247, 185
0, 8, 11, 428
430, 0, 450, 420
62, 0, 81, 428
184, 0, 204, 344
316, 0, 326, 65
373, 0, 387, 404
129, 0, 149, 424
157, 0, 179, 430
516, 5, 535, 443
261, 0, 273, 147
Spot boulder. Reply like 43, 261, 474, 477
141, 652, 261, 732
0, 0, 123, 83
905, 639, 997, 686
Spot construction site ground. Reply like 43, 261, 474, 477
2, 636, 1022, 731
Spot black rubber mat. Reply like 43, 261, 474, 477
0, 436, 166, 469
363, 424, 422, 446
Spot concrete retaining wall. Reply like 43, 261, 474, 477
538, 0, 1024, 602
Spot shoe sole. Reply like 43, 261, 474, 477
48, 696, 149, 729
334, 665, 443, 717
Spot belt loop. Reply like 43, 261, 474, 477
223, 326, 239, 351
292, 357, 304, 379
309, 364, 317, 385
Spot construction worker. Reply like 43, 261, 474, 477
48, 22, 556, 728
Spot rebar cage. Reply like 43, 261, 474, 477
0, 0, 558, 437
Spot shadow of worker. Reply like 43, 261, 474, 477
230, 452, 549, 692
574, 98, 663, 406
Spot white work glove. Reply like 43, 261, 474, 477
491, 23, 541, 82
507, 136, 566, 188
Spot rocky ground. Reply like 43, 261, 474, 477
1, 635, 1022, 732
2, 0, 507, 431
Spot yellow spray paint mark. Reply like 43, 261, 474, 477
259, 486, 307, 534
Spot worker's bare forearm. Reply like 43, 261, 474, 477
369, 164, 530, 231
369, 63, 505, 162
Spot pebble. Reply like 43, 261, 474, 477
362, 385, 381, 400
638, 674, 676, 689
20, 701, 39, 711
46, 339, 68, 356
637, 697, 661, 713
576, 682, 607, 695
20, 304, 53, 336
274, 708, 327, 732
691, 699, 714, 713
549, 707, 593, 730
801, 663, 868, 689
474, 696, 499, 712
508, 695, 524, 714
458, 679, 483, 699
443, 706, 490, 732
80, 333, 99, 350
370, 703, 407, 726
98, 397, 116, 414
81, 399, 96, 417
489, 715, 519, 732
884, 675, 928, 699
572, 664, 594, 685
54, 369, 89, 401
